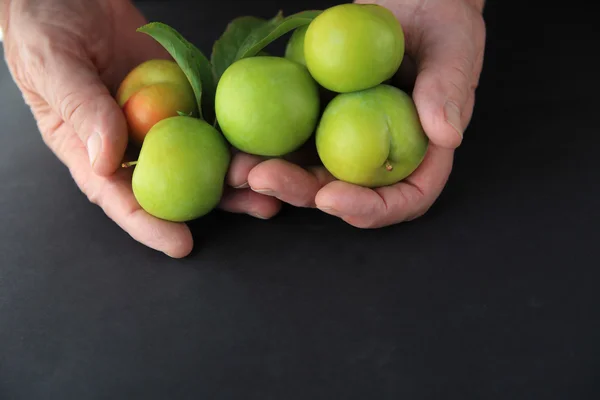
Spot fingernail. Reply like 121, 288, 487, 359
234, 182, 249, 189
251, 212, 268, 220
444, 101, 463, 137
318, 206, 343, 217
253, 188, 278, 197
87, 132, 102, 167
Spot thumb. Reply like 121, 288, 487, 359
412, 21, 485, 149
38, 52, 128, 176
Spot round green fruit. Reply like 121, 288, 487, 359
316, 84, 428, 188
304, 4, 405, 93
131, 116, 231, 222
284, 25, 340, 110
215, 56, 320, 157
284, 24, 309, 66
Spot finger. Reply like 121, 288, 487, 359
93, 168, 194, 258
411, 8, 486, 149
219, 187, 282, 220
248, 159, 336, 208
315, 145, 453, 228
49, 123, 193, 258
226, 152, 265, 188
36, 50, 128, 177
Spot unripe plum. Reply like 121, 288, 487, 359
284, 24, 309, 67
316, 85, 428, 188
131, 116, 231, 222
304, 4, 405, 93
215, 56, 320, 157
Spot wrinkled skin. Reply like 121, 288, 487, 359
1, 0, 279, 258
233, 0, 487, 228
1, 0, 486, 256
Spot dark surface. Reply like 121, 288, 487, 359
1, 1, 598, 399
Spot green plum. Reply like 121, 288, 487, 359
284, 24, 309, 66
131, 116, 231, 222
215, 56, 320, 156
284, 24, 338, 111
304, 3, 405, 93
316, 84, 428, 188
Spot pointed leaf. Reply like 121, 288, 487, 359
235, 10, 322, 60
268, 10, 285, 24
211, 16, 268, 80
137, 22, 216, 123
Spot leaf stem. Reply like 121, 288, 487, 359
122, 161, 138, 168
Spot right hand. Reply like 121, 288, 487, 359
1, 0, 281, 258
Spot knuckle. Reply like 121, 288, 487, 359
472, 12, 486, 35
85, 185, 103, 206
452, 59, 471, 85
449, 57, 473, 102
72, 170, 104, 206
58, 91, 91, 133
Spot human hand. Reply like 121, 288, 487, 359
232, 0, 486, 228
1, 0, 279, 257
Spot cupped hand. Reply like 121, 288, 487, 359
1, 0, 279, 257
235, 0, 486, 228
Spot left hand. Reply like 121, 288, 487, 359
229, 0, 486, 228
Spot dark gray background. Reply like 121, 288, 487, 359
1, 1, 598, 399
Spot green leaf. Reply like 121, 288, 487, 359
137, 22, 216, 123
211, 10, 321, 82
268, 10, 285, 24
211, 16, 268, 81
235, 10, 322, 60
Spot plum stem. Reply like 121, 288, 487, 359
384, 160, 393, 171
121, 161, 138, 168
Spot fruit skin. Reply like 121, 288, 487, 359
284, 24, 309, 66
304, 4, 405, 93
116, 59, 197, 145
284, 25, 338, 113
215, 56, 320, 157
131, 116, 231, 222
316, 84, 428, 188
